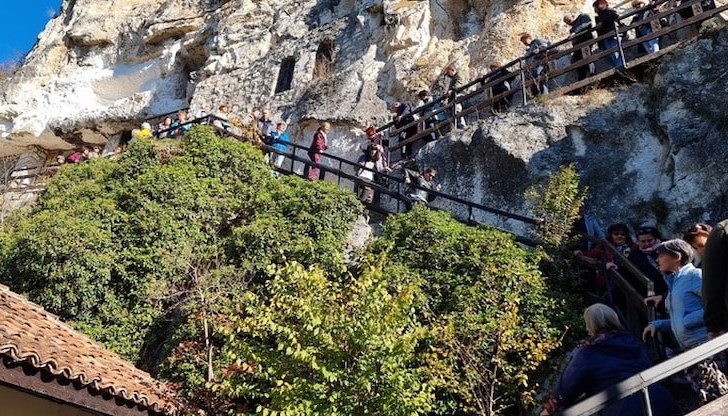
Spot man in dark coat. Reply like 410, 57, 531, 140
391, 101, 418, 159
564, 13, 596, 80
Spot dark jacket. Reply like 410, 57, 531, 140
525, 38, 550, 65
570, 13, 595, 46
483, 68, 515, 96
554, 331, 676, 416
702, 219, 728, 334
404, 168, 437, 203
596, 8, 620, 37
628, 249, 668, 296
394, 102, 417, 136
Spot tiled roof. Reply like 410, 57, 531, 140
0, 284, 182, 416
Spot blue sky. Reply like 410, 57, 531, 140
1, 1, 62, 64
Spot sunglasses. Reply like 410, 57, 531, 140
612, 232, 628, 236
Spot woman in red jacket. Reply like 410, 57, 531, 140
575, 223, 636, 289
307, 121, 331, 180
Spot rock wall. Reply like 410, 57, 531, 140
418, 28, 728, 234
1, 0, 727, 234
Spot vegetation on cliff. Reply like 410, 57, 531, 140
0, 127, 577, 415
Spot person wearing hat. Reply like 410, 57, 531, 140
643, 239, 708, 350
630, 0, 660, 54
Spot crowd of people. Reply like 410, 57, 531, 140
383, 0, 706, 160
547, 216, 728, 414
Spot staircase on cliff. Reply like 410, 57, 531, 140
377, 0, 728, 165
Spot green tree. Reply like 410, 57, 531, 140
163, 260, 434, 415
372, 207, 563, 415
0, 126, 361, 364
526, 164, 587, 250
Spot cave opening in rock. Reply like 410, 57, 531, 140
274, 57, 296, 93
313, 38, 336, 78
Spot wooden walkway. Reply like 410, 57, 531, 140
379, 0, 728, 159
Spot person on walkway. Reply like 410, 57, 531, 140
404, 167, 441, 208
257, 108, 275, 138
702, 219, 728, 340
362, 126, 390, 172
267, 122, 290, 169
574, 223, 635, 291
643, 239, 705, 350
520, 33, 551, 96
683, 223, 712, 268
481, 62, 514, 113
415, 90, 439, 142
628, 226, 667, 296
307, 121, 330, 180
631, 0, 660, 54
564, 13, 596, 80
643, 239, 728, 404
356, 145, 379, 220
391, 101, 418, 160
212, 103, 232, 129
445, 65, 467, 129
570, 206, 605, 253
66, 146, 91, 163
593, 0, 624, 69
542, 303, 676, 416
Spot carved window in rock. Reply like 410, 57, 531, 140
275, 57, 296, 93
313, 38, 336, 79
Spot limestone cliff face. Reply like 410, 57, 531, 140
419, 28, 728, 233
0, 0, 582, 150
1, 0, 727, 233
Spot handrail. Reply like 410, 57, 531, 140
153, 114, 214, 138
560, 331, 728, 415
574, 235, 658, 345
586, 235, 656, 297
384, 0, 723, 151
263, 132, 543, 225
144, 107, 191, 125
197, 116, 544, 242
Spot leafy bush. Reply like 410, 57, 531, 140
372, 206, 563, 415
0, 126, 361, 364
165, 261, 434, 415
0, 125, 579, 415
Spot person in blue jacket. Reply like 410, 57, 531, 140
266, 122, 290, 169
643, 239, 708, 350
542, 303, 675, 415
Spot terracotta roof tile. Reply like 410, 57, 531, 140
0, 284, 182, 415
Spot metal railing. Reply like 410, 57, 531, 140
561, 331, 728, 415
575, 235, 659, 347
379, 0, 727, 157
194, 116, 545, 244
